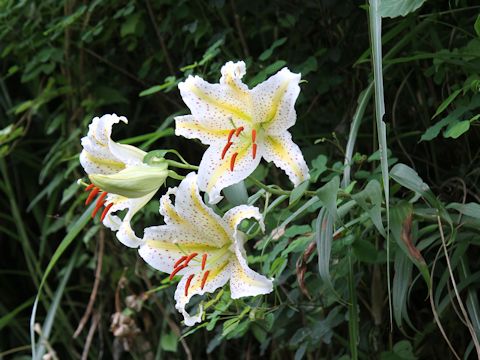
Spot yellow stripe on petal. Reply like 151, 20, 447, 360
177, 122, 231, 137
189, 181, 230, 242
264, 136, 304, 181
263, 80, 290, 124
146, 240, 216, 254
186, 84, 253, 123
228, 209, 258, 230
83, 151, 125, 171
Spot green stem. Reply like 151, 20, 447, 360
248, 176, 316, 197
166, 160, 198, 170
348, 248, 359, 360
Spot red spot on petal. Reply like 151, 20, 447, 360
85, 187, 99, 205
100, 202, 114, 222
201, 271, 210, 290
230, 152, 238, 171
185, 274, 195, 296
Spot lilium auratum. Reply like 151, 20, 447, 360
175, 61, 310, 204
80, 114, 168, 248
138, 172, 273, 326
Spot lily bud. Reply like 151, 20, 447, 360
89, 164, 168, 198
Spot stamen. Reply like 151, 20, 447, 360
85, 187, 100, 205
230, 152, 238, 171
91, 200, 106, 219
221, 141, 233, 160
251, 129, 257, 143
100, 202, 114, 221
185, 274, 195, 296
201, 253, 207, 270
173, 256, 187, 269
252, 143, 257, 159
85, 184, 95, 192
235, 126, 244, 137
201, 271, 210, 290
227, 129, 235, 142
170, 264, 186, 280
184, 252, 198, 266
96, 192, 108, 206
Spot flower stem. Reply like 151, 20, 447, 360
166, 160, 199, 170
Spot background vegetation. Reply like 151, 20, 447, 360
1, 0, 480, 359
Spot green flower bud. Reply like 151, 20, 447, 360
89, 164, 168, 198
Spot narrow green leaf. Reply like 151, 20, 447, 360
315, 176, 339, 220
289, 180, 309, 205
432, 88, 462, 118
447, 202, 480, 219
351, 180, 386, 237
443, 120, 470, 139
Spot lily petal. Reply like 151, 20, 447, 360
175, 115, 229, 146
229, 235, 273, 299
80, 114, 145, 175
197, 142, 262, 204
262, 133, 310, 186
223, 205, 265, 236
178, 69, 252, 133
102, 191, 155, 248
164, 172, 231, 246
174, 262, 231, 326
251, 68, 301, 134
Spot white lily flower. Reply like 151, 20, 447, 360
138, 172, 273, 326
80, 114, 168, 248
175, 61, 310, 204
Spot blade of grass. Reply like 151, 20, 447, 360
30, 204, 93, 359
369, 0, 392, 329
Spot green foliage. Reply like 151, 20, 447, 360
1, 0, 480, 359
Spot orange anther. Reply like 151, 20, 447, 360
235, 126, 244, 137
184, 252, 198, 266
185, 274, 195, 296
174, 255, 188, 269
227, 129, 235, 142
170, 264, 186, 280
221, 141, 233, 160
251, 129, 257, 143
85, 184, 95, 192
96, 192, 108, 206
85, 187, 99, 205
201, 254, 207, 270
252, 143, 257, 159
230, 152, 238, 171
91, 200, 106, 218
201, 271, 210, 290
100, 202, 114, 221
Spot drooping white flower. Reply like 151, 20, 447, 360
80, 114, 168, 248
138, 172, 273, 326
175, 61, 310, 204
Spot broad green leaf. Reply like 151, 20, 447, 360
379, 0, 426, 18
443, 120, 470, 138
139, 77, 177, 97
475, 14, 480, 38
392, 250, 414, 328
447, 202, 480, 219
160, 331, 178, 352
